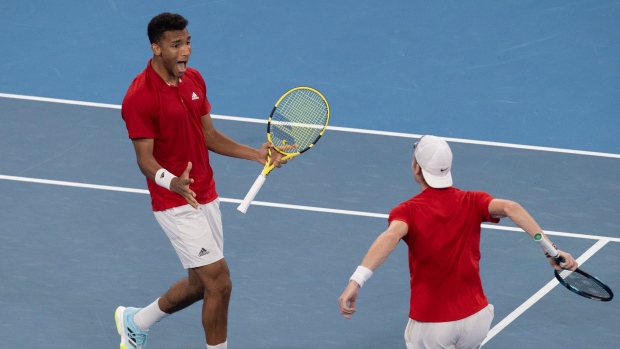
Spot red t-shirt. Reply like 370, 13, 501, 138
121, 60, 218, 211
388, 187, 499, 322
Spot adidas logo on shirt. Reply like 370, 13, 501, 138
198, 248, 209, 257
192, 92, 199, 100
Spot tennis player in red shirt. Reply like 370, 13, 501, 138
115, 12, 286, 349
338, 135, 578, 349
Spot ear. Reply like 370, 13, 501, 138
414, 162, 423, 176
151, 42, 161, 56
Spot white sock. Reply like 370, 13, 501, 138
206, 340, 227, 349
133, 298, 169, 330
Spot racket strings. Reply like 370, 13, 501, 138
559, 270, 612, 298
270, 89, 328, 153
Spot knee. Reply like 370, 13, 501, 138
213, 260, 232, 297
224, 277, 232, 296
195, 260, 232, 299
214, 275, 232, 299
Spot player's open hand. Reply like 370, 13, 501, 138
170, 162, 198, 209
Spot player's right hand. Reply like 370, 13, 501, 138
548, 250, 578, 271
338, 281, 360, 320
170, 162, 198, 209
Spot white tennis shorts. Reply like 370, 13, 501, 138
404, 304, 494, 349
153, 199, 224, 269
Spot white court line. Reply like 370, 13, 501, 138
1, 174, 619, 243
0, 174, 148, 194
481, 238, 612, 347
480, 224, 620, 242
0, 92, 121, 109
1, 92, 619, 159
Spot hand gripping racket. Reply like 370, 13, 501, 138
237, 86, 330, 213
535, 234, 613, 301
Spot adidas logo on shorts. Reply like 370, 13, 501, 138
198, 248, 209, 257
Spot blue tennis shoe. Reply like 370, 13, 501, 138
115, 306, 149, 349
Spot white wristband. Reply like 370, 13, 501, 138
349, 266, 373, 288
155, 168, 176, 190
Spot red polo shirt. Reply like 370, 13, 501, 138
388, 187, 499, 322
121, 59, 218, 211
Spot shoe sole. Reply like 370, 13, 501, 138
115, 306, 128, 349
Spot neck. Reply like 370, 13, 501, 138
151, 58, 179, 86
418, 181, 430, 191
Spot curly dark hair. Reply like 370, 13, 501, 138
147, 12, 188, 44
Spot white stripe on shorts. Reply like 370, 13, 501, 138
154, 199, 224, 269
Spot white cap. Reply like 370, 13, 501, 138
414, 135, 453, 188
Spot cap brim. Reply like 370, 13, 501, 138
421, 168, 453, 188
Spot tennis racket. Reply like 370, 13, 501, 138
237, 86, 330, 213
535, 233, 613, 301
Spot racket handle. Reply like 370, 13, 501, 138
535, 234, 565, 263
237, 174, 267, 214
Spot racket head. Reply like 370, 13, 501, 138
554, 268, 614, 301
267, 86, 330, 156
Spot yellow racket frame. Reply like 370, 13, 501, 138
262, 86, 330, 175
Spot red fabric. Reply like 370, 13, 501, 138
388, 187, 499, 322
121, 60, 217, 211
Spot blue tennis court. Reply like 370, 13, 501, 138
1, 1, 619, 348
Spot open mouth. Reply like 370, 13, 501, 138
176, 61, 187, 73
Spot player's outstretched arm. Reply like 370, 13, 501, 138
201, 114, 288, 167
488, 199, 578, 270
338, 220, 408, 319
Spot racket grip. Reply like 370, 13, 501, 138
237, 174, 267, 214
535, 234, 564, 263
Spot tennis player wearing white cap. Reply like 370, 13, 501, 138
338, 135, 577, 349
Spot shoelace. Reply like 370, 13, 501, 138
128, 327, 148, 345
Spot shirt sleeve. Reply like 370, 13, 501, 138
388, 202, 411, 242
474, 191, 500, 223
121, 86, 156, 139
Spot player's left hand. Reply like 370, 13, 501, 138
258, 142, 291, 168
